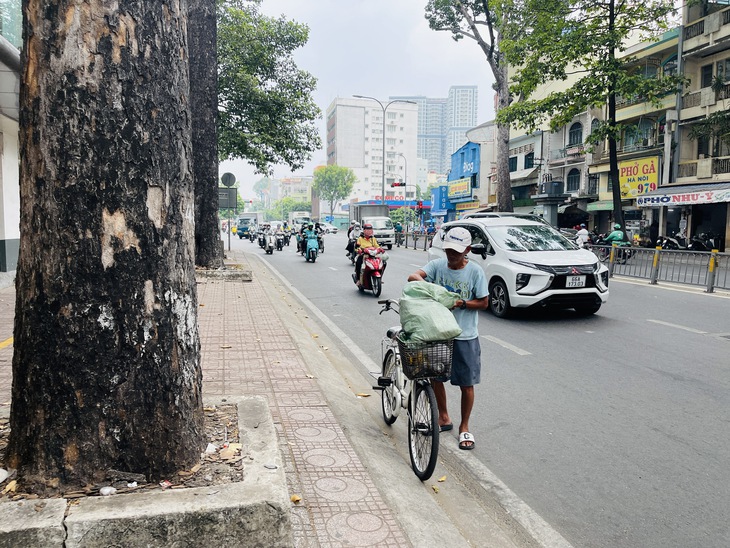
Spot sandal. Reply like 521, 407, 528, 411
458, 431, 475, 450
439, 423, 453, 432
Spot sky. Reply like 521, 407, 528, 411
219, 0, 497, 200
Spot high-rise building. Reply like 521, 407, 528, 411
391, 85, 478, 176
325, 97, 418, 203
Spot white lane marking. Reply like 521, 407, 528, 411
647, 319, 708, 334
410, 263, 424, 268
328, 267, 338, 271
481, 335, 532, 356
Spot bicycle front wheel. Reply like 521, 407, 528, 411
408, 382, 439, 481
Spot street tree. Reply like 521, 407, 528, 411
7, 0, 204, 493
217, 0, 321, 175
312, 165, 357, 220
425, 0, 514, 212
497, 0, 682, 231
267, 197, 311, 222
189, 0, 224, 268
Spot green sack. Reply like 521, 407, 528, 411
400, 281, 462, 342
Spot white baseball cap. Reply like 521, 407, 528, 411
443, 227, 472, 253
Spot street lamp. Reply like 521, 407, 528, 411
353, 95, 416, 205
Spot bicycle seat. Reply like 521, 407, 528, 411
386, 326, 402, 340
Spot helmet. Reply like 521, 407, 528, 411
362, 224, 373, 230
580, 223, 586, 228
308, 223, 314, 228
613, 223, 621, 229
350, 220, 356, 225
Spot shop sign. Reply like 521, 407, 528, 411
637, 188, 730, 207
448, 178, 472, 200
618, 157, 659, 198
455, 200, 480, 211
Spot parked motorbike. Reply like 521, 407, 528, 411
305, 233, 319, 262
353, 247, 388, 297
661, 231, 688, 250
689, 232, 718, 252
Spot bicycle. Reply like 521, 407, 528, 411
374, 299, 454, 481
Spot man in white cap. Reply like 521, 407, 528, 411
407, 227, 488, 450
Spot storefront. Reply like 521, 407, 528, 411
637, 183, 730, 251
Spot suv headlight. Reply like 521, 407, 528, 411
509, 259, 540, 270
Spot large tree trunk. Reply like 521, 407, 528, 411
189, 0, 223, 268
7, 0, 204, 494
494, 55, 514, 212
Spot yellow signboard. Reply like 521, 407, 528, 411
618, 157, 659, 198
455, 201, 480, 211
448, 178, 471, 200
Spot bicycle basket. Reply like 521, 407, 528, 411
396, 335, 454, 380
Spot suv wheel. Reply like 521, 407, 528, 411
489, 280, 511, 318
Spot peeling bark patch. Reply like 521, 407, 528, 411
65, 443, 79, 467
146, 186, 164, 229
97, 304, 114, 330
101, 208, 141, 269
144, 280, 158, 314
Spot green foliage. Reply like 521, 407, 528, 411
252, 177, 271, 202
498, 0, 683, 137
266, 196, 311, 222
217, 0, 322, 174
390, 207, 418, 226
688, 111, 730, 150
312, 165, 357, 217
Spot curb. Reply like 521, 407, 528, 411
0, 396, 291, 548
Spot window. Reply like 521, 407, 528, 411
701, 64, 714, 88
568, 123, 583, 146
525, 152, 534, 169
663, 56, 678, 78
566, 169, 580, 192
509, 156, 518, 172
698, 134, 709, 158
718, 58, 730, 82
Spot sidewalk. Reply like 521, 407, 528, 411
0, 250, 527, 547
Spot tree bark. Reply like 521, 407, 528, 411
189, 0, 223, 268
8, 0, 204, 494
494, 52, 514, 212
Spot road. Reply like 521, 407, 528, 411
231, 232, 730, 548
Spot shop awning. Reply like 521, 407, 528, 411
587, 200, 614, 211
636, 182, 730, 207
509, 167, 538, 182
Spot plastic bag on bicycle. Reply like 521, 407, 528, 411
399, 281, 461, 342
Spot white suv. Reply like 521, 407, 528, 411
428, 218, 609, 317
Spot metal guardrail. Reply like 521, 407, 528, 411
392, 235, 730, 293
590, 245, 730, 292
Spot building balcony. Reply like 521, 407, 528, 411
683, 6, 730, 55
676, 155, 730, 182
548, 145, 586, 166
680, 82, 730, 120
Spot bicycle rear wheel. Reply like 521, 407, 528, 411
408, 382, 439, 481
381, 351, 398, 425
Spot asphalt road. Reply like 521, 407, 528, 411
232, 232, 730, 548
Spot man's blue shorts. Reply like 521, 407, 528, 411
437, 337, 481, 386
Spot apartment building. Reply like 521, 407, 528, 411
325, 97, 418, 203
391, 86, 478, 176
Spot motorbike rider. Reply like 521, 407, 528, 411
297, 223, 308, 254
604, 223, 626, 244
346, 221, 362, 257
353, 223, 380, 285
576, 223, 590, 246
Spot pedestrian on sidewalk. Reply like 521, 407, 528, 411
407, 227, 488, 450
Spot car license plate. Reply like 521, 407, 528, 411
566, 275, 586, 288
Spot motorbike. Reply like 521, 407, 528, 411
258, 229, 267, 248
689, 232, 718, 252
592, 235, 633, 264
275, 231, 284, 251
353, 247, 387, 297
661, 231, 688, 250
283, 230, 291, 246
305, 233, 319, 262
263, 231, 274, 255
